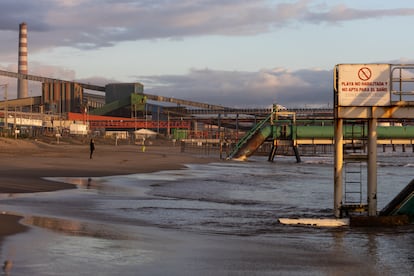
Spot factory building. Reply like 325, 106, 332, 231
42, 82, 84, 114
105, 83, 143, 104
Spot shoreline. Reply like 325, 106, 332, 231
1, 138, 410, 274
0, 138, 219, 239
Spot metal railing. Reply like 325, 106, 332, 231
391, 65, 414, 102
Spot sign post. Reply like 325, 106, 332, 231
334, 64, 392, 218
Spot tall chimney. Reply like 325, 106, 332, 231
17, 22, 28, 98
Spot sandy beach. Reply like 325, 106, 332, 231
0, 137, 217, 239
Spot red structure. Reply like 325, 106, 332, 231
67, 112, 191, 130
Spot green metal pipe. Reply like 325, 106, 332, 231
377, 126, 414, 139
233, 126, 272, 160
271, 125, 414, 139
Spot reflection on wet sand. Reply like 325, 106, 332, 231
2, 259, 12, 274
0, 213, 28, 276
2, 215, 157, 275
22, 215, 131, 240
43, 177, 96, 189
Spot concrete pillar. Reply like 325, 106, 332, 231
367, 118, 378, 216
334, 118, 343, 218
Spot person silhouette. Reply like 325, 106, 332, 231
90, 139, 95, 159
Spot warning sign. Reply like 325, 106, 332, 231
337, 64, 391, 106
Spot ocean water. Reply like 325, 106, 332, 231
1, 153, 414, 275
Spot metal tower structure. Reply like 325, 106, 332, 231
334, 63, 414, 218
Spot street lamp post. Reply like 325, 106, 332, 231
0, 84, 8, 133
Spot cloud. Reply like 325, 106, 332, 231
5, 61, 414, 108
138, 67, 332, 108
0, 1, 50, 31
1, 0, 414, 52
1, 1, 413, 105
304, 3, 414, 23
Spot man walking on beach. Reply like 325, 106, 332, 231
90, 139, 95, 159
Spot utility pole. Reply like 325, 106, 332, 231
0, 84, 8, 134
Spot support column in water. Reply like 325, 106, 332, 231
367, 118, 378, 216
334, 118, 343, 218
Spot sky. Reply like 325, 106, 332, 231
1, 0, 414, 108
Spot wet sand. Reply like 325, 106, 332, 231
0, 138, 217, 239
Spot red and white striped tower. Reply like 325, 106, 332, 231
17, 22, 28, 98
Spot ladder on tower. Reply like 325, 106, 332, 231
344, 121, 366, 153
341, 121, 368, 216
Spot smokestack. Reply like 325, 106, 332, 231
17, 22, 28, 98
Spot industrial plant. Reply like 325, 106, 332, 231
0, 23, 334, 143
2, 23, 414, 223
